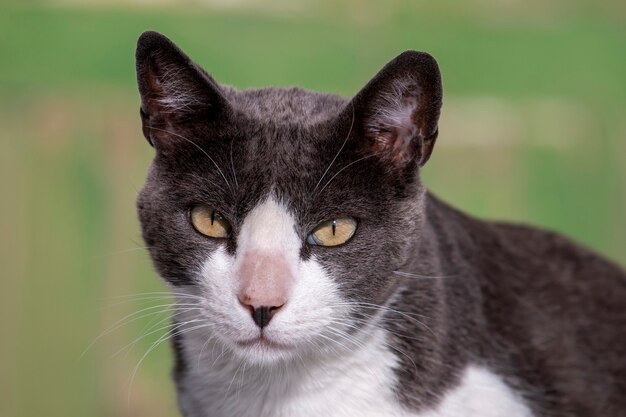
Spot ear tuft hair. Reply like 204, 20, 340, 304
365, 78, 423, 164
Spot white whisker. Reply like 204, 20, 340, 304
312, 101, 355, 195
147, 126, 233, 194
393, 270, 458, 280
114, 310, 207, 358
127, 321, 215, 404
316, 154, 378, 196
229, 136, 239, 189
89, 246, 153, 260
79, 302, 201, 360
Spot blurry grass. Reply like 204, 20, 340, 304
0, 3, 625, 417
1, 5, 626, 99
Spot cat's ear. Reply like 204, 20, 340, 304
346, 51, 442, 167
135, 31, 231, 146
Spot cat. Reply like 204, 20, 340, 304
134, 31, 626, 417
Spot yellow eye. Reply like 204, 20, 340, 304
307, 217, 357, 247
190, 204, 232, 238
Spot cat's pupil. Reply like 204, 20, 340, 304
332, 220, 337, 236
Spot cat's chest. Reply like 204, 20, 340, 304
177, 328, 532, 417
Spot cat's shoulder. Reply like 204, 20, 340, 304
426, 192, 626, 285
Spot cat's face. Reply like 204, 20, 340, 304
135, 31, 442, 365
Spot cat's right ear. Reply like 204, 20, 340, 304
343, 51, 442, 168
135, 31, 231, 147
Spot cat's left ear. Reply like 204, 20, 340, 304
346, 51, 442, 167
135, 31, 231, 146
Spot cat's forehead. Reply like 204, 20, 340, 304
223, 86, 348, 126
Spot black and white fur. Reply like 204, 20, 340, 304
134, 31, 626, 417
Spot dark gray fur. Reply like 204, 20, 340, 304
135, 31, 626, 416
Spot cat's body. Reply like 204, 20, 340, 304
134, 31, 626, 417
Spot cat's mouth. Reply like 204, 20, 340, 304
235, 334, 294, 350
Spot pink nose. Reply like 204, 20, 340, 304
237, 252, 291, 328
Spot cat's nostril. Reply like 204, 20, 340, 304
238, 291, 287, 328
242, 303, 284, 329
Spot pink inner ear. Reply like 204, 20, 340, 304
366, 86, 420, 165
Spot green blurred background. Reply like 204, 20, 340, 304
1, 0, 624, 416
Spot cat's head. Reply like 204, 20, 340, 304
135, 31, 442, 365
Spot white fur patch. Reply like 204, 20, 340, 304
177, 327, 404, 417
419, 366, 534, 417
236, 197, 302, 263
